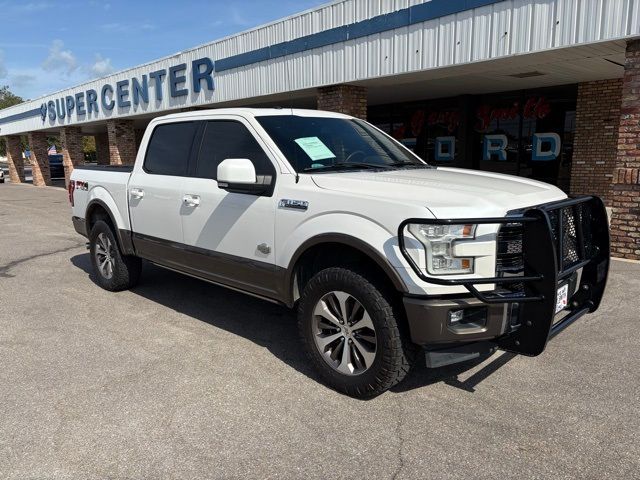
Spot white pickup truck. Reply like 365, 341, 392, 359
70, 108, 610, 398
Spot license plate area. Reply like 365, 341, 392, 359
555, 283, 569, 314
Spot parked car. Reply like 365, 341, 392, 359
0, 168, 5, 183
48, 154, 65, 179
68, 108, 610, 398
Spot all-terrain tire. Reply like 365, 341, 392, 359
89, 220, 141, 291
298, 267, 416, 399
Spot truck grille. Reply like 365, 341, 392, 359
496, 202, 596, 280
496, 223, 525, 297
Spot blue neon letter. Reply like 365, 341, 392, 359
532, 133, 561, 161
483, 134, 508, 161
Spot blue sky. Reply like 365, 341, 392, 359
0, 0, 322, 100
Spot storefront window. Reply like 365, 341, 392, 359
473, 93, 521, 176
368, 85, 577, 191
425, 105, 461, 165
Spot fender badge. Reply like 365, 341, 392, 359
278, 199, 309, 211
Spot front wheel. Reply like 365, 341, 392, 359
298, 267, 416, 398
89, 220, 141, 291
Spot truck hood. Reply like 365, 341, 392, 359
311, 167, 567, 218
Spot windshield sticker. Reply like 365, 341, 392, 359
294, 137, 336, 161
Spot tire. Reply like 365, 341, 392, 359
298, 267, 416, 398
89, 220, 141, 291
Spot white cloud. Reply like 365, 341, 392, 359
41, 39, 77, 75
18, 2, 52, 12
5, 65, 86, 100
100, 22, 155, 33
0, 49, 7, 78
90, 54, 114, 77
10, 73, 35, 88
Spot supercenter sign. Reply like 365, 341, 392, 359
40, 57, 215, 124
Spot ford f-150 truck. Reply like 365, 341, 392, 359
69, 108, 609, 398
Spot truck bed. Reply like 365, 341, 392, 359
74, 164, 134, 173
70, 165, 133, 232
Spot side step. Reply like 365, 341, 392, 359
425, 342, 498, 368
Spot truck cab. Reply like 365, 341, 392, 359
69, 108, 610, 398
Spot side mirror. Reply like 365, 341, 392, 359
217, 158, 256, 185
217, 158, 270, 195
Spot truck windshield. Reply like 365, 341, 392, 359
256, 115, 427, 173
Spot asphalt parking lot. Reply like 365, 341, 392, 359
0, 183, 638, 479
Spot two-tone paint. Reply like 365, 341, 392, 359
70, 108, 568, 307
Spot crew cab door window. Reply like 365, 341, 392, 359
195, 121, 275, 180
129, 121, 198, 255
144, 122, 198, 176
180, 118, 278, 298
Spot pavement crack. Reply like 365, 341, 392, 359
0, 243, 85, 278
391, 399, 407, 480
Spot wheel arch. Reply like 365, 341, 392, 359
85, 199, 135, 255
284, 233, 407, 307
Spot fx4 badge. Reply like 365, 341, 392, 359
278, 199, 309, 211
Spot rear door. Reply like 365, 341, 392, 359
179, 116, 280, 299
128, 121, 200, 265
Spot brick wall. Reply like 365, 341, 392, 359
317, 84, 367, 119
135, 128, 145, 151
60, 127, 84, 187
610, 40, 640, 260
5, 135, 25, 183
570, 79, 622, 205
107, 120, 136, 165
27, 132, 52, 187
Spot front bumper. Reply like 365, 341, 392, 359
399, 196, 610, 356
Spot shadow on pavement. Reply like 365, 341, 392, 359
70, 253, 514, 396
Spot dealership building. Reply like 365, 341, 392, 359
0, 0, 639, 259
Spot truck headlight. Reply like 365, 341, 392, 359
407, 223, 477, 275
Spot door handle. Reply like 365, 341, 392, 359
183, 194, 200, 207
130, 188, 144, 199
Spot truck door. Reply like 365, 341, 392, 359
128, 121, 199, 264
179, 117, 279, 299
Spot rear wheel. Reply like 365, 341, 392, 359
89, 220, 141, 291
298, 267, 416, 398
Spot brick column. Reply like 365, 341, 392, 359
61, 127, 84, 187
570, 79, 622, 205
5, 135, 25, 183
134, 128, 145, 151
317, 84, 367, 119
610, 40, 640, 260
95, 132, 110, 165
27, 132, 52, 187
107, 120, 136, 165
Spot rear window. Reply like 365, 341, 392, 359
144, 122, 198, 176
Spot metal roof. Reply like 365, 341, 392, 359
1, 0, 638, 136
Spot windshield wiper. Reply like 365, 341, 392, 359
389, 161, 429, 168
301, 162, 392, 173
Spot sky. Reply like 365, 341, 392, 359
0, 0, 322, 100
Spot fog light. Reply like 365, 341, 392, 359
447, 307, 488, 333
448, 309, 465, 325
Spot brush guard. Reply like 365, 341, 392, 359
398, 196, 610, 356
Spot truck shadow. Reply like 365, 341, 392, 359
71, 254, 515, 397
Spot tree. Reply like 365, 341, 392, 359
83, 135, 96, 162
0, 85, 24, 157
